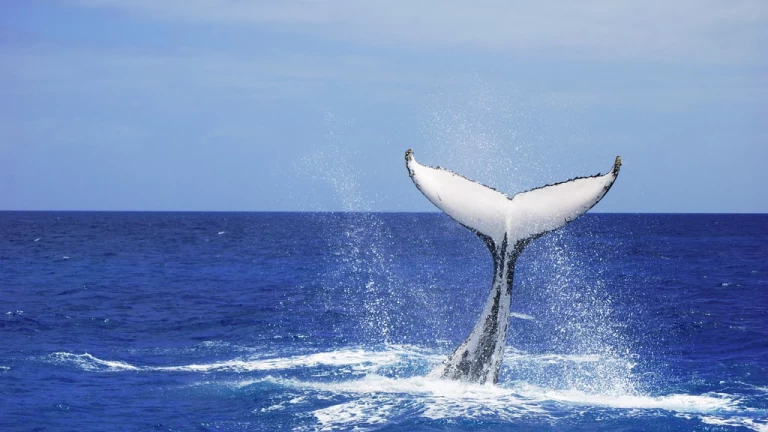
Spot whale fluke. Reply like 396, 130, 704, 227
405, 149, 621, 384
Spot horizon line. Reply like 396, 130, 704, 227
1, 210, 766, 216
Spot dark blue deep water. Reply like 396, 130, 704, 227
1, 212, 767, 431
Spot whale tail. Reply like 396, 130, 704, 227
405, 149, 621, 384
405, 149, 621, 249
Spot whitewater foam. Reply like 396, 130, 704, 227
699, 415, 768, 432
43, 346, 761, 430
259, 374, 746, 431
49, 353, 139, 372
46, 345, 435, 374
155, 349, 406, 373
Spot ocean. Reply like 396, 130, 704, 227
1, 212, 766, 431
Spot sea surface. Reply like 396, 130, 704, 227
1, 212, 767, 431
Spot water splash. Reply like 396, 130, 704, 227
511, 230, 639, 397
292, 113, 415, 344
421, 78, 557, 195
418, 78, 639, 398
290, 83, 645, 415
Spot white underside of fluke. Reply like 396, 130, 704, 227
405, 150, 621, 245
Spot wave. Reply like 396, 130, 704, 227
44, 345, 603, 374
699, 415, 768, 432
45, 345, 436, 374
42, 345, 767, 431
48, 352, 139, 372
255, 374, 742, 412
256, 375, 757, 431
154, 347, 419, 373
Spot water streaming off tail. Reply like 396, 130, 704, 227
511, 231, 640, 396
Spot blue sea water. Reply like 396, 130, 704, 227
1, 212, 766, 431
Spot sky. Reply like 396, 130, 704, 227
1, 1, 766, 212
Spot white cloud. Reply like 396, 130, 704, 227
69, 0, 768, 63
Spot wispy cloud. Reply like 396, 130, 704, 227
0, 44, 423, 104
69, 0, 768, 64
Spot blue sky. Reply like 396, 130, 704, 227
1, 1, 766, 212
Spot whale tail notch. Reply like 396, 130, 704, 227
405, 149, 621, 248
